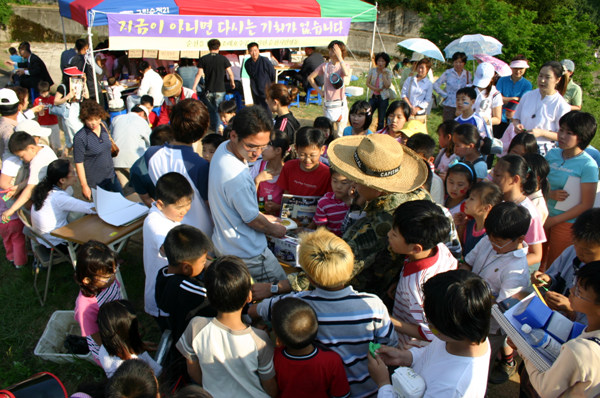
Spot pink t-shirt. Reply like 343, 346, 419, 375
314, 62, 346, 101
518, 197, 547, 246
277, 159, 331, 197
313, 191, 349, 236
256, 160, 284, 204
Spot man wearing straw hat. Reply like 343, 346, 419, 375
253, 134, 436, 301
156, 73, 198, 126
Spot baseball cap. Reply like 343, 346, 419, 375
0, 88, 19, 106
561, 59, 575, 72
15, 119, 51, 138
473, 62, 495, 88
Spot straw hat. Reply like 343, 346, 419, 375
162, 73, 183, 97
328, 134, 428, 193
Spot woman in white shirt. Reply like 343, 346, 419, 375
472, 62, 503, 135
512, 61, 571, 155
31, 158, 95, 248
401, 58, 433, 124
433, 52, 471, 121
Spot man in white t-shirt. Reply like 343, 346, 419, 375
1, 120, 57, 223
208, 105, 287, 284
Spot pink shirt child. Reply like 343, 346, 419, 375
313, 191, 350, 236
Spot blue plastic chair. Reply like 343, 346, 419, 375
109, 107, 126, 122
306, 87, 322, 106
289, 93, 301, 108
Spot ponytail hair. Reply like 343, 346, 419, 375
31, 158, 70, 211
523, 153, 550, 198
497, 154, 537, 195
541, 61, 570, 96
98, 300, 145, 359
267, 83, 299, 107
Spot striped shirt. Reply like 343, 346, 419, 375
257, 286, 398, 398
313, 192, 350, 236
392, 243, 457, 350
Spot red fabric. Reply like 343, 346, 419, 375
157, 89, 198, 126
176, 0, 322, 17
257, 160, 284, 204
69, 0, 104, 26
34, 96, 58, 126
402, 246, 440, 277
274, 347, 350, 398
277, 159, 331, 197
0, 218, 27, 266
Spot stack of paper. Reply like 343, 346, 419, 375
93, 187, 149, 227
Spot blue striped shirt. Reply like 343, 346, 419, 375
257, 286, 398, 398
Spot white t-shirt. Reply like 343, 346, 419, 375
513, 89, 571, 153
31, 188, 95, 248
409, 336, 491, 398
28, 145, 57, 185
473, 86, 502, 133
111, 112, 151, 168
98, 345, 162, 378
137, 68, 164, 107
142, 204, 178, 317
208, 141, 266, 258
430, 173, 444, 205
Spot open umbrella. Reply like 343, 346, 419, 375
398, 38, 445, 62
473, 54, 511, 77
444, 34, 503, 60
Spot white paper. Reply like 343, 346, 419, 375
554, 176, 581, 212
93, 187, 149, 227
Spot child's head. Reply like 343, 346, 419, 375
348, 100, 373, 133
298, 228, 354, 289
508, 133, 538, 156
523, 153, 549, 197
313, 116, 334, 145
218, 99, 236, 125
463, 181, 503, 218
155, 172, 194, 222
452, 124, 480, 158
105, 359, 159, 398
330, 170, 351, 201
8, 131, 37, 162
271, 297, 318, 350
173, 385, 213, 398
9, 47, 17, 55
484, 202, 530, 254
384, 100, 411, 134
75, 240, 118, 297
12, 86, 29, 110
558, 110, 597, 150
572, 262, 600, 312
445, 161, 475, 201
455, 86, 477, 115
261, 131, 289, 162
437, 119, 458, 151
389, 200, 450, 255
163, 225, 212, 278
204, 255, 252, 313
423, 269, 492, 343
295, 127, 326, 171
201, 133, 226, 162
492, 154, 537, 196
572, 209, 600, 264
267, 83, 299, 111
406, 133, 436, 164
98, 300, 144, 359
140, 94, 154, 109
150, 125, 174, 146
108, 77, 118, 86
37, 81, 51, 96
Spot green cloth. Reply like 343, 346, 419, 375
317, 0, 377, 22
564, 80, 582, 107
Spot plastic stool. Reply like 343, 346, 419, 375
305, 87, 322, 106
289, 93, 300, 108
109, 107, 126, 122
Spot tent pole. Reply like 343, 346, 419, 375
87, 26, 100, 103
367, 3, 378, 99
61, 16, 67, 50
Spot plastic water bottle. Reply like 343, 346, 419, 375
521, 324, 561, 360
258, 197, 265, 212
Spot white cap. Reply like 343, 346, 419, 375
521, 324, 532, 333
473, 62, 495, 88
0, 88, 19, 106
15, 119, 52, 138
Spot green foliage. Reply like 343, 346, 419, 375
420, 0, 599, 91
0, 0, 13, 28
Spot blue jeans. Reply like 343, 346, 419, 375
203, 91, 226, 132
369, 95, 389, 131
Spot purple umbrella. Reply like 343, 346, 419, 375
474, 54, 511, 77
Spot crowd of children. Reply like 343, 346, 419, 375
2, 44, 600, 398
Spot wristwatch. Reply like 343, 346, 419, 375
270, 283, 279, 294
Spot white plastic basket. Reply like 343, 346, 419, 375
34, 310, 95, 364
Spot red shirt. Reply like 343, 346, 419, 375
277, 159, 331, 197
274, 346, 350, 398
34, 96, 58, 126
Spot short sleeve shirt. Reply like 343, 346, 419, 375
28, 145, 57, 185
73, 125, 115, 187
198, 53, 232, 93
277, 159, 331, 197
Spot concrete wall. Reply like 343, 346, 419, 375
11, 5, 108, 38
